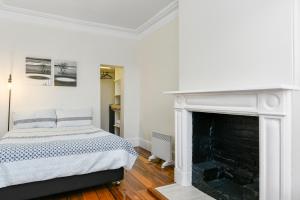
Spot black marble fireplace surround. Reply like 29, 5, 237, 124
192, 112, 259, 200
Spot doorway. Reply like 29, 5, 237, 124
100, 64, 124, 137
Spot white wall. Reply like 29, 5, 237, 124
0, 17, 140, 142
179, 0, 300, 199
292, 1, 300, 199
179, 0, 294, 91
137, 18, 179, 150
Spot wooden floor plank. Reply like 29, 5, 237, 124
41, 147, 174, 200
82, 189, 99, 200
147, 188, 168, 200
68, 192, 83, 200
95, 187, 115, 200
135, 190, 158, 200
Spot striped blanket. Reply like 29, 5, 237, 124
0, 126, 138, 188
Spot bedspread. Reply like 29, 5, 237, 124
0, 126, 138, 188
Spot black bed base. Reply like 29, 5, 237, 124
0, 168, 124, 200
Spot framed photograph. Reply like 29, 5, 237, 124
54, 60, 77, 87
25, 57, 52, 86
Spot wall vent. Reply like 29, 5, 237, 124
148, 132, 174, 168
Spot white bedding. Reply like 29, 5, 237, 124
0, 126, 138, 188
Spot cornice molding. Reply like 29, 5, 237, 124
136, 0, 178, 34
0, 0, 178, 39
138, 6, 178, 40
0, 2, 137, 39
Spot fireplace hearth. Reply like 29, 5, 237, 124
192, 112, 259, 200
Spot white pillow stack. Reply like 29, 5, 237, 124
13, 109, 57, 129
56, 108, 93, 128
12, 108, 93, 130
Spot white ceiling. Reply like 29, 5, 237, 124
1, 0, 176, 30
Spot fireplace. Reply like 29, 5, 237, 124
192, 112, 259, 199
167, 87, 293, 200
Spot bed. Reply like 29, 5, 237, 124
0, 125, 138, 200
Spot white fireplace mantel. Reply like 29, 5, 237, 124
167, 86, 296, 200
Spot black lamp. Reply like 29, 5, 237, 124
8, 74, 12, 131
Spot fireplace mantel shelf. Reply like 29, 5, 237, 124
170, 85, 293, 200
165, 85, 299, 95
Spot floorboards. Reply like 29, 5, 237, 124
38, 147, 174, 200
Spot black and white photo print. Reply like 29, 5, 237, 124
25, 57, 52, 86
54, 60, 77, 87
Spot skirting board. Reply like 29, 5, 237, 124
127, 137, 174, 159
121, 137, 151, 150
126, 137, 151, 150
139, 138, 152, 151
125, 137, 140, 147
139, 138, 175, 160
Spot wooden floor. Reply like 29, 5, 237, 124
39, 147, 174, 200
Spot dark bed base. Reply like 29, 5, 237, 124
0, 168, 124, 200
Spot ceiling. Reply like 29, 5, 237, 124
1, 0, 176, 30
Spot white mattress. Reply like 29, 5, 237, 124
0, 126, 138, 188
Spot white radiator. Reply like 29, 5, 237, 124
148, 132, 174, 168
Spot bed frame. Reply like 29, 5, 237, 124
0, 168, 124, 200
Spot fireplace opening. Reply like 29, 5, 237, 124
192, 112, 259, 200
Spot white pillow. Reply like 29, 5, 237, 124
13, 109, 57, 129
56, 109, 93, 127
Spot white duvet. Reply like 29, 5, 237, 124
0, 126, 138, 188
